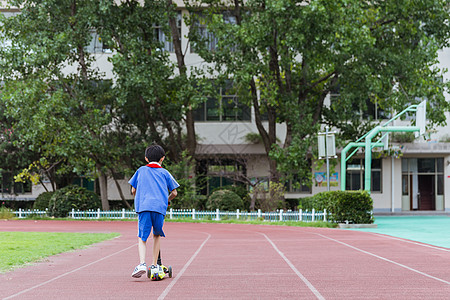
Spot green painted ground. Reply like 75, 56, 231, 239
348, 216, 450, 249
0, 232, 120, 273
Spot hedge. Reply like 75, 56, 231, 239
206, 189, 244, 211
48, 185, 101, 217
33, 191, 55, 210
303, 191, 374, 224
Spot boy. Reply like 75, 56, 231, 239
129, 145, 179, 279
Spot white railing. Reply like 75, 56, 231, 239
13, 208, 328, 222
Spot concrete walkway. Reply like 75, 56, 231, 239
348, 216, 450, 249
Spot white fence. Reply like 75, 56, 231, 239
13, 208, 328, 222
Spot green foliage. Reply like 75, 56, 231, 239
297, 197, 315, 210
391, 132, 416, 143
165, 151, 206, 209
0, 205, 14, 219
253, 181, 286, 211
439, 134, 450, 143
206, 189, 244, 211
48, 185, 101, 218
308, 191, 374, 224
187, 0, 450, 182
243, 133, 262, 144
211, 185, 251, 210
166, 217, 337, 228
0, 1, 122, 206
33, 192, 55, 210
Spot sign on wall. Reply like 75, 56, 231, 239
315, 172, 338, 187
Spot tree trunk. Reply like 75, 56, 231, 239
113, 177, 132, 209
97, 166, 110, 210
108, 167, 132, 210
167, 0, 197, 158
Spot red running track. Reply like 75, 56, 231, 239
1, 220, 449, 299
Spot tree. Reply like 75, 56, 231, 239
0, 0, 119, 209
96, 0, 210, 163
186, 0, 450, 186
0, 0, 211, 209
0, 106, 37, 195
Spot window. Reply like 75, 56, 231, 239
85, 30, 111, 53
0, 172, 12, 194
346, 158, 382, 192
206, 160, 246, 194
0, 171, 32, 195
191, 12, 236, 53
72, 177, 95, 191
154, 11, 181, 52
362, 99, 392, 120
194, 82, 250, 122
285, 174, 311, 193
330, 87, 391, 121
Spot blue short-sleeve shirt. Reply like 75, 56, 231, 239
128, 164, 180, 215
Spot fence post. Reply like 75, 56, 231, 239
121, 208, 125, 219
216, 208, 220, 221
299, 209, 302, 221
18, 208, 22, 218
257, 209, 261, 219
170, 208, 173, 219
312, 209, 315, 222
71, 208, 75, 219
323, 209, 327, 222
279, 209, 283, 221
97, 208, 101, 219
192, 208, 196, 220
237, 209, 240, 220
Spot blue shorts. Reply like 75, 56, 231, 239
138, 211, 165, 242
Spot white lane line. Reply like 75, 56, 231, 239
260, 233, 325, 300
157, 233, 211, 300
316, 233, 450, 285
367, 232, 450, 252
4, 243, 137, 300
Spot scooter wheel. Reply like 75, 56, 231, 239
168, 266, 172, 278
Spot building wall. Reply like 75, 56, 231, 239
2, 6, 450, 213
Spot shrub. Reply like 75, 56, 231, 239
206, 189, 244, 211
211, 185, 251, 210
165, 151, 206, 209
48, 185, 101, 217
311, 191, 373, 224
33, 191, 55, 210
253, 181, 286, 211
297, 196, 315, 210
0, 205, 14, 219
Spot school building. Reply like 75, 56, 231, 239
1, 2, 450, 213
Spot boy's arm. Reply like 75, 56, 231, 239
168, 189, 177, 202
131, 187, 136, 196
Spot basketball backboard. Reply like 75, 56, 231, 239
415, 100, 426, 138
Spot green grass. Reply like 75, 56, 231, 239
165, 218, 338, 228
0, 232, 120, 273
20, 216, 337, 228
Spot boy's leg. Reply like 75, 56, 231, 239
152, 235, 161, 266
132, 238, 148, 278
138, 237, 147, 264
149, 212, 165, 279
132, 212, 152, 278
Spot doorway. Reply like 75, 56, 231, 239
418, 175, 435, 210
402, 158, 443, 211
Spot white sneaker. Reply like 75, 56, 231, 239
150, 264, 160, 280
132, 263, 147, 278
